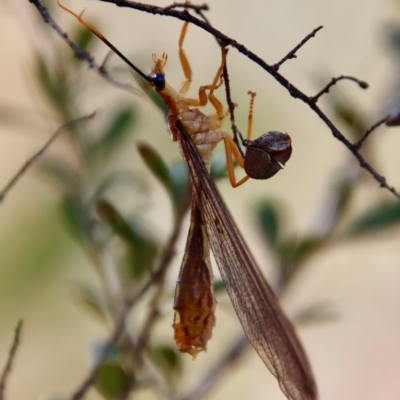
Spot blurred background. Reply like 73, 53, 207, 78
1, 0, 400, 399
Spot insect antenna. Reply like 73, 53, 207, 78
57, 0, 150, 83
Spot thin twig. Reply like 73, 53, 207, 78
355, 116, 388, 149
28, 0, 141, 96
272, 26, 324, 71
221, 54, 244, 155
0, 321, 23, 400
162, 2, 208, 12
28, 0, 400, 197
79, 0, 400, 199
310, 75, 369, 103
0, 112, 96, 204
71, 187, 191, 399
133, 188, 192, 356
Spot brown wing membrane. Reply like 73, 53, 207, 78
174, 119, 317, 400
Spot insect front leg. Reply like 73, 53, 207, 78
178, 21, 192, 96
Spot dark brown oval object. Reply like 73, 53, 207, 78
243, 131, 292, 180
386, 106, 400, 127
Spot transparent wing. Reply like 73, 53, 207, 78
175, 120, 317, 400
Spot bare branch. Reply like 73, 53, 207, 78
310, 75, 369, 103
28, 0, 400, 197
162, 2, 208, 13
0, 113, 96, 204
71, 186, 191, 399
272, 26, 324, 71
0, 321, 23, 400
28, 0, 141, 96
355, 116, 388, 149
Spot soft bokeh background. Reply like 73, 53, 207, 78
1, 0, 400, 399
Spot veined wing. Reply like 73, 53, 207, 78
174, 119, 317, 400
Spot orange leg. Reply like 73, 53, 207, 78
223, 91, 257, 187
223, 136, 250, 188
178, 21, 192, 95
57, 0, 104, 39
181, 47, 228, 118
247, 91, 256, 140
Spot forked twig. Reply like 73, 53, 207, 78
355, 116, 388, 149
310, 75, 369, 103
0, 112, 96, 204
273, 26, 324, 71
28, 0, 140, 95
28, 0, 400, 199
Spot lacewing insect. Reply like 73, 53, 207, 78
56, 3, 317, 399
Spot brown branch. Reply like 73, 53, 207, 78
355, 116, 388, 149
0, 113, 96, 204
133, 188, 192, 356
71, 187, 191, 399
28, 0, 141, 96
162, 2, 208, 13
272, 26, 324, 71
310, 75, 369, 103
0, 321, 23, 400
88, 0, 400, 199
28, 0, 400, 198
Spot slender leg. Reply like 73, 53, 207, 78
223, 91, 258, 187
247, 91, 256, 140
223, 136, 250, 188
182, 47, 228, 115
178, 21, 192, 95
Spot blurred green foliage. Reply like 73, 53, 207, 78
3, 2, 400, 400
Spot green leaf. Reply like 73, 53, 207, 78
213, 278, 225, 293
333, 103, 366, 139
93, 170, 147, 199
291, 302, 336, 326
385, 23, 400, 55
256, 200, 280, 247
138, 142, 187, 212
61, 194, 89, 243
137, 142, 173, 192
73, 284, 108, 323
34, 54, 68, 112
277, 236, 326, 278
168, 160, 190, 211
96, 199, 158, 278
94, 362, 131, 400
89, 108, 136, 160
38, 159, 77, 188
148, 344, 182, 378
210, 150, 228, 180
330, 176, 354, 222
347, 201, 400, 236
136, 76, 169, 115
73, 22, 96, 51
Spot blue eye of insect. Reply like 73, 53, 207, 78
151, 74, 165, 91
